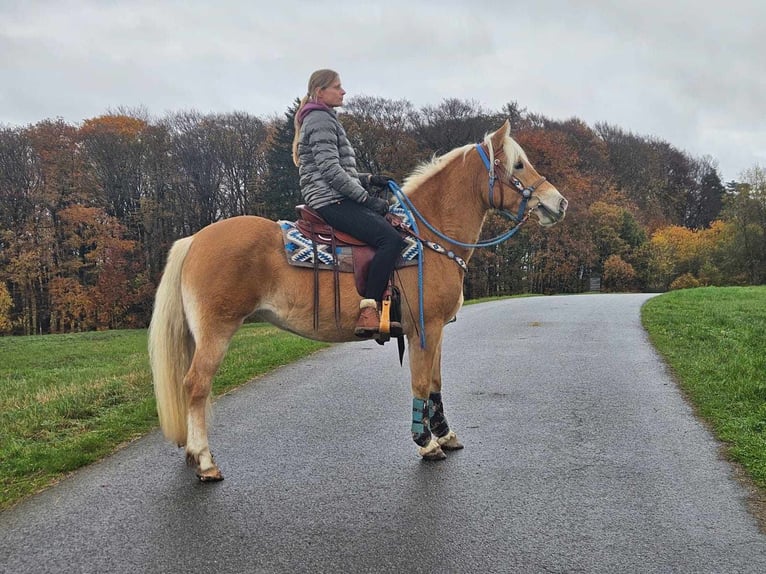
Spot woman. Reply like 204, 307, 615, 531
292, 69, 406, 338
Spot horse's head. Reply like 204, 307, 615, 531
482, 121, 568, 227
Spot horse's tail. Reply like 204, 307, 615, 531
148, 235, 195, 446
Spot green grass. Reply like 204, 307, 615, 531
3, 289, 765, 510
642, 286, 766, 488
0, 324, 327, 510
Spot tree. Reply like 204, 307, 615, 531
342, 95, 423, 179
0, 282, 12, 333
79, 115, 147, 226
261, 102, 302, 220
595, 123, 694, 229
718, 167, 766, 284
0, 127, 40, 237
166, 111, 224, 232
411, 98, 498, 155
213, 112, 269, 218
684, 156, 724, 229
603, 255, 637, 292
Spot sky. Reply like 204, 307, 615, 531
1, 0, 764, 183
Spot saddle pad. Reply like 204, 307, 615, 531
279, 221, 419, 271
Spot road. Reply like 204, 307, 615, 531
2, 294, 765, 573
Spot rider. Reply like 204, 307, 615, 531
292, 69, 406, 338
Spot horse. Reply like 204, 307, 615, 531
148, 120, 568, 481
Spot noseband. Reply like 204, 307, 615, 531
475, 143, 546, 223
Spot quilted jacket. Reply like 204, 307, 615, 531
297, 107, 370, 209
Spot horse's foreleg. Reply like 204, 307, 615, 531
428, 344, 464, 451
408, 328, 447, 460
183, 332, 234, 482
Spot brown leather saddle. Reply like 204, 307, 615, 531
295, 205, 367, 247
295, 204, 376, 296
294, 205, 406, 353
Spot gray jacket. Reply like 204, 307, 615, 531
297, 108, 370, 209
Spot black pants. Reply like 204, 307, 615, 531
317, 199, 407, 302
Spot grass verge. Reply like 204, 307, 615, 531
642, 286, 766, 489
0, 324, 327, 510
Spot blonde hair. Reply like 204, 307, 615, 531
292, 69, 339, 166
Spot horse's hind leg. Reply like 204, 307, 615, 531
183, 323, 239, 481
428, 344, 464, 451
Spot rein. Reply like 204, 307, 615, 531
388, 143, 545, 348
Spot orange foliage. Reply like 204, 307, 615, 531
603, 255, 637, 292
80, 115, 147, 139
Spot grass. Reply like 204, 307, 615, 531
642, 286, 766, 489
0, 324, 327, 510
2, 288, 765, 510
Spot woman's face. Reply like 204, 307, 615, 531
316, 77, 346, 108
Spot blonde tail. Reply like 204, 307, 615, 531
148, 236, 195, 446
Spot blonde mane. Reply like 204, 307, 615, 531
401, 131, 528, 194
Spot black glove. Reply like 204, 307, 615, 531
368, 174, 393, 188
364, 195, 389, 215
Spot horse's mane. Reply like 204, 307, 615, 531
402, 130, 528, 193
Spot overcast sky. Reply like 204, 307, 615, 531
1, 0, 763, 182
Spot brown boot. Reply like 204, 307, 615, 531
354, 299, 380, 338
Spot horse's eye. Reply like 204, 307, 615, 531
514, 161, 524, 170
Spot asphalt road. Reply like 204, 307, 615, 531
2, 294, 766, 574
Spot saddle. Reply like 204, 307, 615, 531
293, 204, 406, 350
295, 204, 375, 296
295, 205, 367, 247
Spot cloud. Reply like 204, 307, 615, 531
1, 0, 764, 180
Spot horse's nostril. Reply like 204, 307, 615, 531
560, 198, 569, 212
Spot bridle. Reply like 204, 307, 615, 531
475, 142, 547, 223
388, 142, 547, 251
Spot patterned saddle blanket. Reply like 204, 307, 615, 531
278, 211, 419, 273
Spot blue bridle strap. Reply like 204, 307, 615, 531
475, 143, 497, 208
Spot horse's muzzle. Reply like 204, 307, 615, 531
536, 196, 568, 226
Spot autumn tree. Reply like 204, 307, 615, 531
79, 115, 147, 228
0, 282, 12, 333
51, 205, 144, 331
1, 96, 752, 334
718, 167, 766, 284
595, 123, 694, 228
603, 254, 637, 292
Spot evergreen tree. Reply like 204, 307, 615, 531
261, 100, 302, 220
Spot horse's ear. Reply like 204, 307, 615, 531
490, 119, 511, 150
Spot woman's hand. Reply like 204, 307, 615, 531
368, 175, 393, 188
364, 195, 390, 215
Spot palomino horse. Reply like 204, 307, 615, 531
148, 120, 568, 481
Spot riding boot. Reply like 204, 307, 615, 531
354, 299, 380, 338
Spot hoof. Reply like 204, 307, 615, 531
437, 431, 464, 451
418, 439, 447, 461
196, 466, 224, 482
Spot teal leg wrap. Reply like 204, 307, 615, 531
411, 397, 432, 447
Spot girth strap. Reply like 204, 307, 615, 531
309, 222, 342, 332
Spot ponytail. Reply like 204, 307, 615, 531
291, 94, 311, 167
